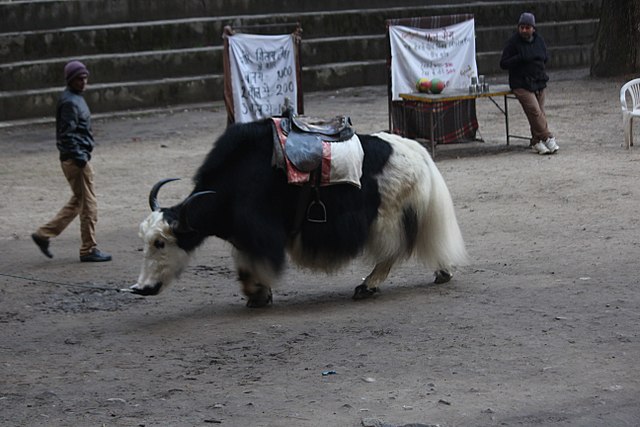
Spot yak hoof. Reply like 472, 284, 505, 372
353, 284, 378, 300
246, 285, 273, 308
434, 269, 453, 284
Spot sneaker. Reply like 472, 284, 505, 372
32, 233, 53, 258
80, 248, 112, 262
544, 136, 559, 153
532, 141, 550, 155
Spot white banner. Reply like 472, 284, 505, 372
228, 33, 298, 122
389, 19, 477, 100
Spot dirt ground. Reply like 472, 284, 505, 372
1, 68, 640, 427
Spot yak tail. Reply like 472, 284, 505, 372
417, 152, 469, 271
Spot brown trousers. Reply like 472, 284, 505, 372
36, 159, 98, 256
512, 87, 553, 145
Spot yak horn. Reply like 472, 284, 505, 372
175, 190, 217, 232
149, 178, 180, 211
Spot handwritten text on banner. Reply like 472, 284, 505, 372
389, 19, 477, 100
229, 33, 298, 122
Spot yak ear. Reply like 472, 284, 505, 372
174, 191, 217, 233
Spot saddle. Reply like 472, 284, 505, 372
279, 108, 355, 172
272, 107, 362, 227
289, 114, 354, 140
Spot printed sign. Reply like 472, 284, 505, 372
228, 33, 298, 122
389, 19, 477, 100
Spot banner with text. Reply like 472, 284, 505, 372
228, 33, 298, 123
389, 19, 477, 100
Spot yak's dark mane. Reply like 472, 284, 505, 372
193, 119, 274, 189
186, 119, 287, 268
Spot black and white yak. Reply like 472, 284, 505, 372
131, 118, 468, 307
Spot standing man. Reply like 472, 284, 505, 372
31, 61, 112, 262
500, 12, 559, 155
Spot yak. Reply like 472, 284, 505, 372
131, 118, 468, 307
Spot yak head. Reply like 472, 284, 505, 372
130, 178, 214, 296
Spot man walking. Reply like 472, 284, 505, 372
32, 61, 112, 262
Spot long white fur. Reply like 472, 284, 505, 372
369, 132, 468, 271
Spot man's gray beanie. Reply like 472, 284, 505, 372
518, 12, 536, 27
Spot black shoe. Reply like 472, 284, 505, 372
80, 248, 112, 262
32, 233, 53, 258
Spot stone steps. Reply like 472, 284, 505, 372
0, 0, 471, 32
0, 0, 602, 123
1, 19, 598, 92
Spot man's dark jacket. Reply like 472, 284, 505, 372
56, 87, 94, 165
500, 31, 549, 92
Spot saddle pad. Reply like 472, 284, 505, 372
272, 118, 364, 188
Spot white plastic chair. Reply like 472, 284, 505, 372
621, 78, 640, 148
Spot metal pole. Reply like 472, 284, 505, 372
430, 106, 436, 158
504, 95, 510, 145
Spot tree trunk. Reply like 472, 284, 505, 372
591, 0, 640, 77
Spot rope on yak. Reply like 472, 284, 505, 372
0, 272, 128, 293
